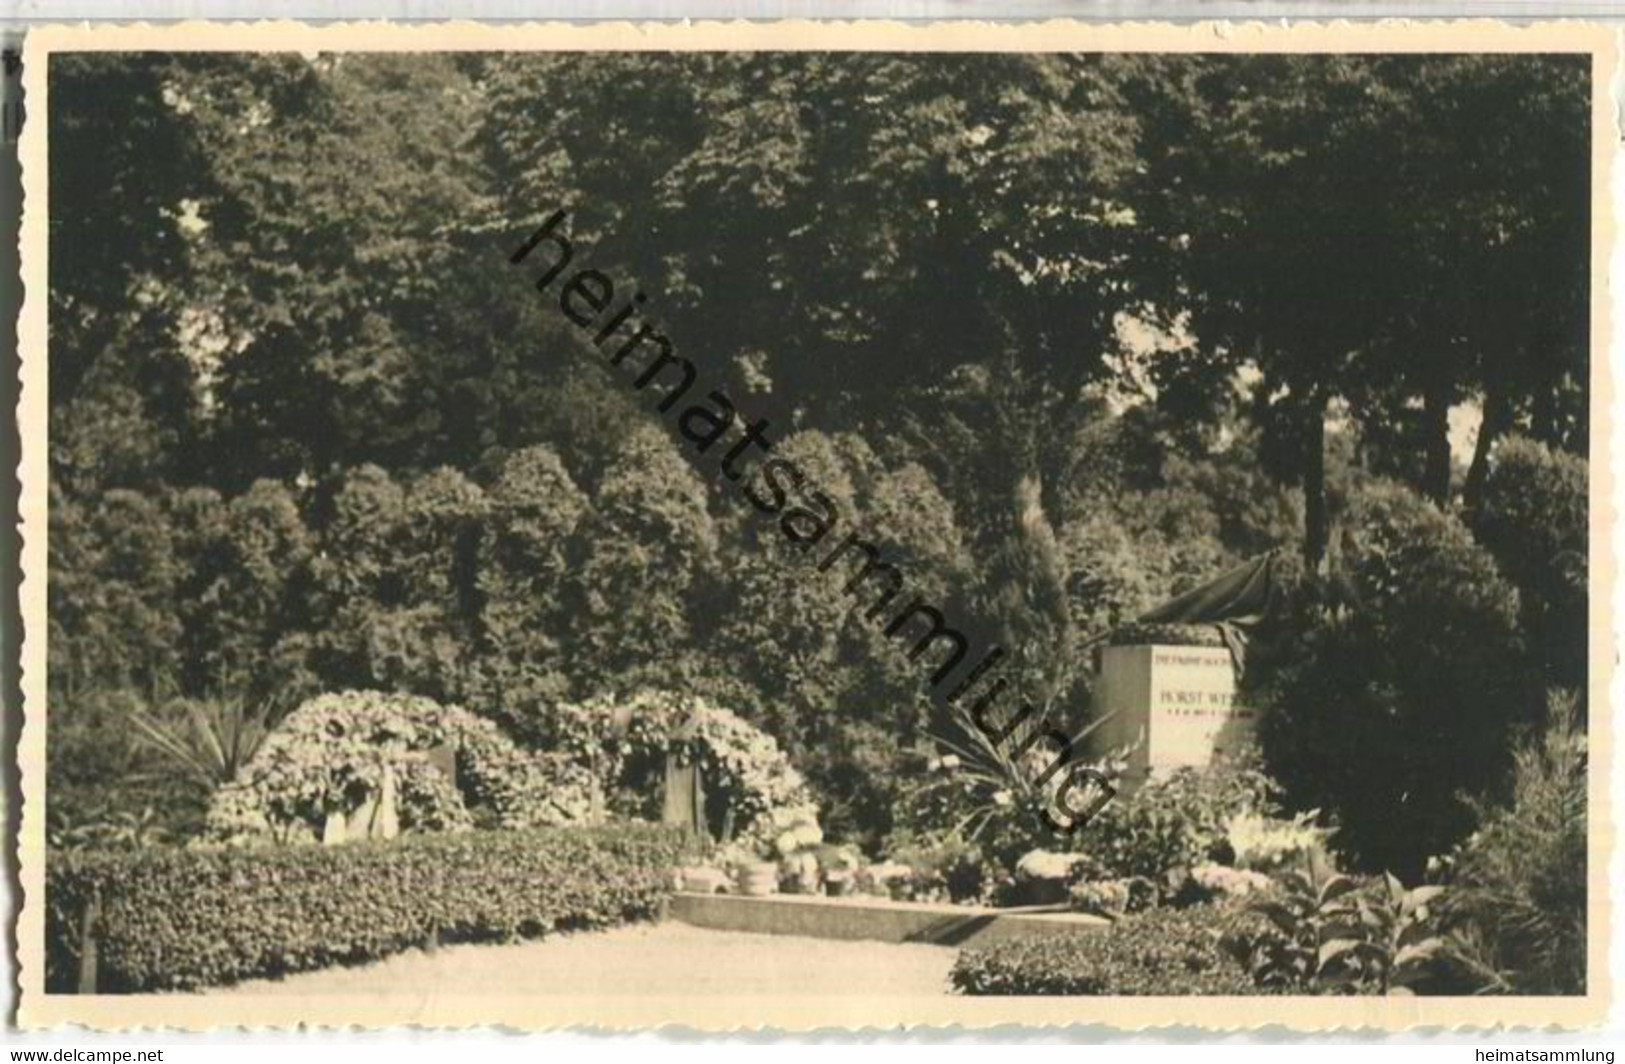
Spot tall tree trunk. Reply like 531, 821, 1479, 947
1421, 376, 1454, 506
1464, 388, 1513, 513
1003, 468, 1069, 707
1013, 471, 1049, 543
1302, 392, 1329, 572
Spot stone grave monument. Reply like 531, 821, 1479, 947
1086, 553, 1277, 786
1088, 635, 1260, 785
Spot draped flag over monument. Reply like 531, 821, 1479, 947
1136, 551, 1279, 675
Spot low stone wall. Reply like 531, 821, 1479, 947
671, 892, 1108, 948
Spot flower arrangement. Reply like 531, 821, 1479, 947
767, 804, 825, 892
1015, 849, 1091, 882
815, 843, 864, 896
548, 690, 818, 849
706, 839, 761, 873
1225, 810, 1333, 874
771, 806, 822, 852
1009, 848, 1092, 906
201, 690, 592, 845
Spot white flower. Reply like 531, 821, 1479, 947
1016, 850, 1087, 881
1192, 863, 1273, 897
1226, 811, 1331, 873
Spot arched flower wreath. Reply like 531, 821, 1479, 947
205, 690, 593, 844
549, 690, 819, 850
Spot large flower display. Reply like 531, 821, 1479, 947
548, 690, 818, 848
204, 690, 593, 844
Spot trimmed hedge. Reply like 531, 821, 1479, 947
47, 824, 683, 993
951, 903, 1270, 996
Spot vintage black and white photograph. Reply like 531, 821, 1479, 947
15, 20, 1611, 1031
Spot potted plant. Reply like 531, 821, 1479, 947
867, 860, 913, 901
816, 843, 862, 897
1014, 849, 1090, 907
779, 850, 820, 894
735, 860, 780, 896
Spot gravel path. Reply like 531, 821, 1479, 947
207, 921, 959, 997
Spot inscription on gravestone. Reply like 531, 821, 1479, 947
1089, 643, 1258, 782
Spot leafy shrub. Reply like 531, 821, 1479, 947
1222, 871, 1447, 995
888, 742, 1059, 874
1439, 690, 1587, 994
46, 823, 683, 993
1470, 436, 1587, 695
48, 688, 212, 847
951, 903, 1269, 995
1258, 482, 1530, 876
316, 467, 487, 702
48, 803, 176, 853
474, 444, 588, 717
892, 740, 1274, 890
203, 690, 593, 844
1067, 757, 1278, 882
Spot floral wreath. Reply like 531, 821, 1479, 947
204, 689, 593, 844
549, 689, 818, 850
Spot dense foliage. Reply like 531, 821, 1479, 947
1066, 760, 1277, 880
1469, 437, 1589, 697
45, 824, 683, 992
1257, 484, 1532, 875
1221, 871, 1448, 995
891, 753, 1278, 902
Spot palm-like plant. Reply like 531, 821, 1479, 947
130, 688, 286, 790
919, 699, 1124, 842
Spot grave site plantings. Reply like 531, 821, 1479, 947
951, 859, 1508, 996
45, 823, 684, 993
1065, 761, 1279, 882
942, 765, 1480, 997
885, 755, 1283, 907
